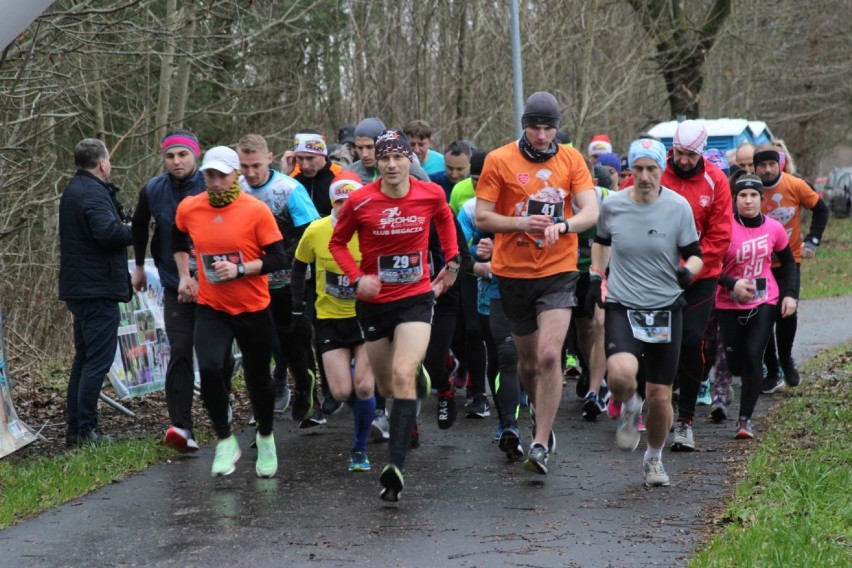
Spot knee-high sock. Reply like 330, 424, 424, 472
388, 399, 417, 469
352, 395, 376, 452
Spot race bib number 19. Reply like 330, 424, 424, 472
378, 252, 423, 284
325, 270, 357, 299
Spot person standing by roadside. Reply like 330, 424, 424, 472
173, 146, 287, 478
59, 138, 133, 446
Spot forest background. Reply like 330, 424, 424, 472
1, 0, 851, 372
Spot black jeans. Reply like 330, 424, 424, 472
194, 305, 275, 438
66, 299, 120, 436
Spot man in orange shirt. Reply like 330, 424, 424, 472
174, 146, 288, 478
754, 144, 829, 391
475, 91, 599, 475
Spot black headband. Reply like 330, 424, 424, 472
753, 149, 780, 166
734, 178, 764, 195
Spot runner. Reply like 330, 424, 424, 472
291, 172, 377, 471
329, 130, 460, 502
474, 91, 598, 475
715, 174, 798, 439
590, 138, 703, 487
173, 146, 287, 478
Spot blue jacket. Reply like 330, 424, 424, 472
132, 169, 205, 290
59, 170, 133, 301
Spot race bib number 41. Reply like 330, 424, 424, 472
378, 252, 423, 284
201, 251, 244, 284
526, 198, 564, 219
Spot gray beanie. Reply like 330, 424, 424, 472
521, 91, 560, 129
354, 118, 387, 141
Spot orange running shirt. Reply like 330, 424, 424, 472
475, 142, 594, 278
175, 192, 283, 315
761, 172, 820, 264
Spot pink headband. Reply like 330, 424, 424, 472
161, 135, 200, 158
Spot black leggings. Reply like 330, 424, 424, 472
423, 301, 458, 393
764, 264, 800, 373
489, 299, 521, 427
269, 287, 317, 399
458, 271, 487, 396
194, 304, 274, 438
676, 278, 717, 420
718, 305, 776, 419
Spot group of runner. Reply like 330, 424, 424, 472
131, 90, 829, 498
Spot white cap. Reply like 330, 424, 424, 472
200, 146, 240, 174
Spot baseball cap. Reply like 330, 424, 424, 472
200, 146, 239, 174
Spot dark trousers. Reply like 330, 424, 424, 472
423, 301, 458, 393
194, 305, 274, 439
718, 305, 775, 419
163, 288, 234, 433
66, 299, 120, 436
676, 278, 717, 420
764, 264, 800, 374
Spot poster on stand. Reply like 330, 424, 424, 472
107, 259, 169, 399
0, 309, 38, 459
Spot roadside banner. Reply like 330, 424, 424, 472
0, 309, 38, 459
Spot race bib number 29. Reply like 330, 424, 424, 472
378, 252, 423, 284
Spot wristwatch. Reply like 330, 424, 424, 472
236, 263, 246, 278
447, 254, 461, 273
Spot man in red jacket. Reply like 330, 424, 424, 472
660, 120, 732, 452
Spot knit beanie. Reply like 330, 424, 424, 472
354, 118, 386, 141
521, 92, 560, 129
672, 120, 708, 154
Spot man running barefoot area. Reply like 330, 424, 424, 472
474, 91, 599, 475
591, 138, 703, 487
329, 130, 460, 502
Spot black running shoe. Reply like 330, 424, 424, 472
321, 396, 343, 416
762, 374, 785, 394
379, 464, 404, 502
291, 371, 316, 422
299, 406, 327, 429
498, 425, 524, 462
780, 358, 800, 387
575, 373, 590, 399
466, 393, 491, 419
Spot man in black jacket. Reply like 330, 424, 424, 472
59, 138, 133, 446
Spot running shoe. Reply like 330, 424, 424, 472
564, 354, 582, 383
734, 418, 755, 439
349, 450, 371, 472
696, 379, 712, 406
530, 409, 557, 454
274, 386, 291, 414
299, 406, 327, 429
321, 396, 343, 416
616, 402, 642, 451
780, 358, 801, 387
582, 392, 605, 421
709, 396, 728, 423
164, 426, 199, 452
291, 371, 316, 422
607, 397, 622, 420
498, 425, 524, 462
493, 423, 503, 442
575, 373, 590, 398
371, 409, 390, 441
255, 433, 277, 478
379, 464, 404, 502
637, 412, 646, 432
762, 374, 785, 394
416, 364, 431, 399
671, 420, 696, 452
436, 390, 457, 429
466, 393, 491, 418
211, 435, 241, 477
643, 457, 671, 487
522, 443, 549, 474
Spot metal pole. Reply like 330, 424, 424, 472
510, 0, 524, 139
99, 391, 136, 417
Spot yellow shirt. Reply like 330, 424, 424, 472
295, 216, 361, 319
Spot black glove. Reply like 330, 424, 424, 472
585, 273, 604, 314
676, 266, 694, 289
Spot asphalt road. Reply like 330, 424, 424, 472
1, 297, 849, 567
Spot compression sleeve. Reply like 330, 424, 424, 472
775, 246, 798, 299
806, 198, 830, 244
171, 226, 191, 254
290, 259, 308, 308
679, 240, 703, 261
131, 187, 151, 264
259, 240, 287, 275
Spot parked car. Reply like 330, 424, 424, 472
825, 169, 852, 218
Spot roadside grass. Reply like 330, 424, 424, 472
690, 342, 852, 567
0, 438, 172, 529
800, 215, 852, 299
